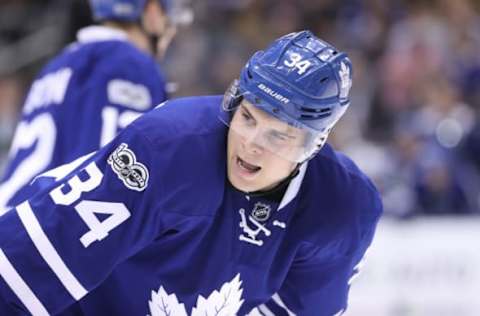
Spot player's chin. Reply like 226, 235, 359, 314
229, 176, 262, 193
227, 158, 263, 192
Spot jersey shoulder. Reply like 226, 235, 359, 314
296, 144, 383, 254
42, 40, 166, 110
120, 95, 227, 216
133, 95, 226, 141
310, 144, 382, 219
55, 40, 162, 79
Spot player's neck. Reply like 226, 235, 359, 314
248, 165, 301, 202
102, 22, 152, 55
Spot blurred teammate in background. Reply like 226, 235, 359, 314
0, 30, 382, 315
0, 0, 193, 212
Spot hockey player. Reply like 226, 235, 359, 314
0, 30, 382, 316
0, 0, 192, 212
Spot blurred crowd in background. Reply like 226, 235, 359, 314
1, 0, 480, 218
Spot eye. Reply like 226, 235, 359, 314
268, 131, 291, 145
241, 112, 251, 120
273, 133, 288, 142
240, 110, 255, 125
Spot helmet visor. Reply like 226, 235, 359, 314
221, 80, 328, 163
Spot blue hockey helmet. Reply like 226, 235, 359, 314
223, 30, 353, 162
88, 0, 193, 25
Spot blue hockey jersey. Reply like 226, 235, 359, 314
0, 96, 382, 316
0, 26, 167, 211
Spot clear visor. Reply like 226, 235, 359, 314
221, 80, 328, 163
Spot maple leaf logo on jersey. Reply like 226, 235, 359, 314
148, 274, 244, 316
108, 143, 149, 191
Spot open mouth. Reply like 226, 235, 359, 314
237, 156, 261, 173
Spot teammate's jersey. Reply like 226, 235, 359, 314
0, 26, 167, 211
0, 96, 382, 316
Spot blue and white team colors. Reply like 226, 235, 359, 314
0, 97, 382, 315
0, 25, 167, 212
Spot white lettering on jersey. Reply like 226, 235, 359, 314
100, 106, 143, 146
148, 273, 244, 316
76, 200, 131, 248
23, 68, 73, 114
107, 143, 149, 191
107, 79, 151, 111
48, 160, 132, 247
0, 113, 56, 212
50, 162, 103, 206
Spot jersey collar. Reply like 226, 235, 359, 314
278, 162, 308, 211
76, 26, 129, 43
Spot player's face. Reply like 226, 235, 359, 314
142, 0, 177, 59
227, 100, 302, 192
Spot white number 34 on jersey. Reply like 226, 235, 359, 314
40, 151, 132, 248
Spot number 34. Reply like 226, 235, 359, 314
284, 52, 312, 75
49, 160, 131, 248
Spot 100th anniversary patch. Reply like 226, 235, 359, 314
108, 143, 149, 191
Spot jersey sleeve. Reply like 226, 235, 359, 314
269, 182, 383, 316
0, 123, 166, 315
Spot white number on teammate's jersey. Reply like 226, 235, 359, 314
0, 113, 56, 212
49, 161, 131, 247
283, 52, 312, 75
100, 106, 142, 146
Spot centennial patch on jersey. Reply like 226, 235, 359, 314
251, 202, 271, 222
107, 79, 151, 111
108, 143, 149, 191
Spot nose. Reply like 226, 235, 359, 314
242, 130, 264, 155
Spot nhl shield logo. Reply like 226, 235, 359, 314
251, 202, 271, 222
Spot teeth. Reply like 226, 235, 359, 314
238, 158, 260, 172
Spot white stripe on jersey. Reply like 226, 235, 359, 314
333, 309, 345, 316
0, 249, 49, 316
247, 304, 275, 316
16, 201, 88, 300
258, 304, 275, 316
272, 293, 296, 316
246, 307, 263, 316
